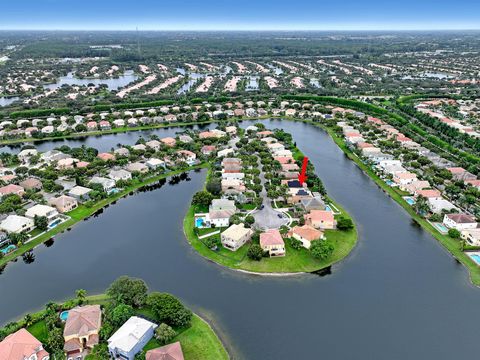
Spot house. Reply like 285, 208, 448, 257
393, 172, 417, 186
221, 179, 246, 194
160, 137, 176, 147
108, 169, 132, 183
415, 189, 442, 201
25, 204, 59, 224
86, 121, 97, 130
146, 158, 165, 170
300, 197, 326, 212
146, 342, 184, 360
114, 148, 130, 157
176, 150, 196, 165
0, 215, 35, 233
217, 148, 234, 158
201, 145, 216, 155
145, 140, 161, 150
428, 198, 457, 214
305, 210, 336, 229
90, 177, 116, 192
221, 172, 244, 181
99, 120, 111, 130
68, 186, 93, 201
126, 162, 149, 174
0, 328, 49, 360
17, 148, 38, 163
288, 225, 324, 249
447, 167, 477, 181
260, 229, 286, 257
19, 177, 42, 191
443, 213, 478, 231
221, 223, 254, 251
179, 134, 193, 143
461, 228, 480, 246
108, 317, 157, 360
0, 184, 24, 198
63, 305, 102, 359
465, 179, 480, 190
48, 195, 78, 213
97, 152, 115, 161
132, 144, 147, 152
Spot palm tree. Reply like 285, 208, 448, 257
76, 289, 87, 305
23, 313, 32, 327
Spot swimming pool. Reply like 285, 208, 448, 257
1, 244, 16, 255
432, 223, 448, 233
467, 253, 480, 266
60, 310, 69, 321
386, 180, 394, 186
48, 219, 62, 229
404, 197, 415, 206
195, 218, 205, 227
325, 206, 332, 212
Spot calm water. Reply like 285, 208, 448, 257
1, 119, 480, 359
0, 96, 20, 107
43, 71, 138, 91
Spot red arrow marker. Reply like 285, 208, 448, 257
298, 156, 309, 185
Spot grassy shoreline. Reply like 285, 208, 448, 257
0, 164, 207, 268
2, 293, 229, 360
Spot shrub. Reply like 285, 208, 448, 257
247, 244, 264, 261
147, 292, 192, 328
155, 323, 177, 345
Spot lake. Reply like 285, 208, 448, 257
43, 71, 138, 91
1, 119, 480, 359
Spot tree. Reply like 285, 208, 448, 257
310, 240, 334, 260
247, 244, 263, 261
448, 228, 461, 239
107, 276, 148, 308
109, 304, 135, 327
244, 215, 255, 227
336, 217, 354, 231
146, 292, 192, 328
34, 215, 48, 231
85, 344, 109, 360
46, 327, 64, 354
75, 289, 87, 305
206, 178, 222, 195
191, 190, 213, 209
155, 323, 177, 345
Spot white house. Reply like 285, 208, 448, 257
108, 169, 132, 183
217, 148, 234, 158
90, 177, 116, 192
221, 223, 253, 251
443, 213, 478, 231
25, 204, 59, 224
146, 158, 165, 169
108, 317, 157, 360
221, 172, 245, 181
0, 215, 35, 233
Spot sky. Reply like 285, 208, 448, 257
1, 0, 479, 31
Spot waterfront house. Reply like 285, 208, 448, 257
132, 144, 147, 152
114, 148, 130, 157
146, 158, 165, 170
160, 137, 176, 147
428, 198, 457, 214
25, 204, 59, 224
126, 162, 149, 174
393, 172, 417, 186
414, 189, 442, 201
145, 140, 161, 150
108, 169, 132, 183
209, 209, 235, 227
443, 213, 478, 231
221, 179, 246, 194
48, 195, 78, 213
146, 342, 184, 360
68, 186, 93, 202
221, 223, 253, 251
17, 148, 38, 163
0, 215, 35, 233
288, 225, 324, 249
0, 328, 49, 360
108, 317, 157, 360
97, 152, 115, 162
179, 134, 193, 143
305, 210, 336, 229
461, 228, 480, 246
221, 172, 245, 181
63, 305, 102, 359
176, 150, 197, 165
260, 229, 286, 257
90, 177, 116, 192
300, 196, 326, 212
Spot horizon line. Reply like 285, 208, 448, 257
1, 28, 480, 32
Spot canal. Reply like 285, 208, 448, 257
1, 119, 480, 359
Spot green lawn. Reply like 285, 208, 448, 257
184, 204, 357, 273
144, 315, 229, 360
27, 320, 48, 344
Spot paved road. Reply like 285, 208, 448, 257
252, 157, 288, 230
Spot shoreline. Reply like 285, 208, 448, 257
0, 164, 207, 268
